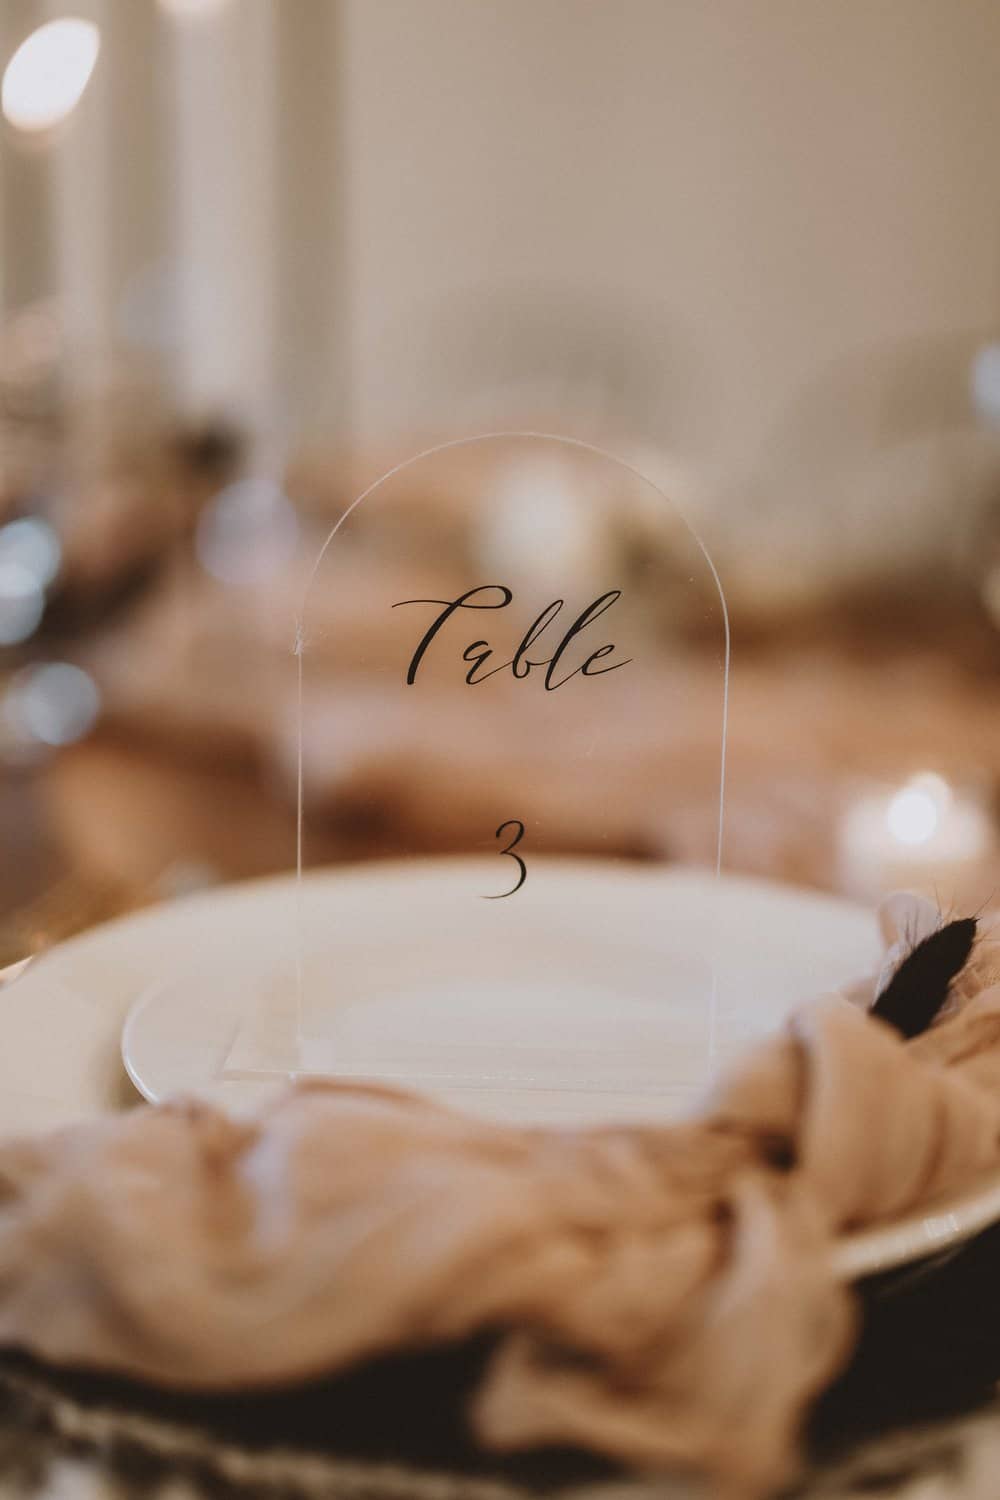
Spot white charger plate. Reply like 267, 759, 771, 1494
3, 860, 999, 1279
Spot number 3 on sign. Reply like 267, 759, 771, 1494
485, 819, 527, 899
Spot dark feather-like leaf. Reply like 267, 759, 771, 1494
871, 916, 977, 1039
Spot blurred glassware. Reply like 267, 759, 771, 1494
0, 299, 248, 645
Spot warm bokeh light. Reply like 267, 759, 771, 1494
886, 786, 939, 847
1, 18, 100, 133
885, 773, 952, 848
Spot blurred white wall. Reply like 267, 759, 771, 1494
340, 0, 1000, 569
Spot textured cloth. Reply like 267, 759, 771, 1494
0, 895, 999, 1498
7, 1354, 1000, 1500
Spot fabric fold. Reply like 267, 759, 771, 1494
0, 894, 997, 1497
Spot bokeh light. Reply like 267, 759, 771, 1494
0, 563, 44, 647
1, 19, 100, 134
479, 458, 604, 589
885, 772, 952, 847
0, 518, 62, 646
195, 479, 300, 586
0, 518, 62, 590
3, 662, 100, 748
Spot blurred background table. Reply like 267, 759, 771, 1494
6, 578, 1000, 942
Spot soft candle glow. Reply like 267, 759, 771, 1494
885, 773, 952, 847
479, 458, 606, 592
1, 19, 100, 133
839, 772, 994, 904
886, 787, 938, 846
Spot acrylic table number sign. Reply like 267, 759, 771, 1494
124, 433, 731, 1127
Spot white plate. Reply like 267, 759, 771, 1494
123, 858, 856, 1125
2, 860, 997, 1279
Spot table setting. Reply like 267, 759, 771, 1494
7, 4, 1000, 1493
4, 426, 1000, 1500
5, 874, 1000, 1500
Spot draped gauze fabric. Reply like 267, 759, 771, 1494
0, 894, 999, 1497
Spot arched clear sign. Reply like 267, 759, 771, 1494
220, 432, 729, 1122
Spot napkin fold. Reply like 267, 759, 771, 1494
0, 894, 998, 1499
